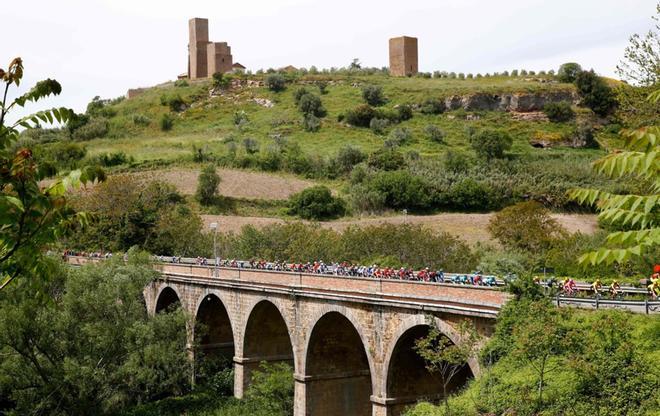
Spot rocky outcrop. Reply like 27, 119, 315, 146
443, 90, 577, 112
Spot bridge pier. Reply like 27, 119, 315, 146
233, 355, 295, 398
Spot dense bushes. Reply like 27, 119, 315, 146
469, 129, 512, 159
72, 117, 109, 140
543, 101, 575, 122
344, 104, 376, 127
220, 222, 477, 272
420, 98, 445, 114
298, 93, 326, 117
362, 84, 386, 106
288, 186, 346, 220
575, 70, 618, 116
265, 74, 287, 92
363, 170, 433, 210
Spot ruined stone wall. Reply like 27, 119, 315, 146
207, 42, 233, 76
389, 36, 418, 77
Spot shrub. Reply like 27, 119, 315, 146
72, 117, 108, 140
367, 148, 406, 171
543, 101, 575, 122
302, 114, 321, 132
344, 104, 376, 127
396, 104, 413, 121
370, 118, 389, 135
574, 70, 617, 116
445, 178, 493, 210
160, 94, 185, 112
288, 186, 346, 220
293, 87, 310, 105
211, 72, 231, 89
557, 62, 582, 83
488, 201, 566, 252
196, 164, 220, 205
44, 142, 87, 169
265, 73, 287, 92
387, 127, 412, 146
298, 93, 326, 117
336, 145, 366, 173
132, 114, 151, 126
174, 79, 189, 87
233, 110, 249, 127
316, 81, 328, 94
444, 150, 470, 173
362, 85, 386, 106
420, 98, 445, 115
97, 151, 130, 167
243, 137, 260, 154
574, 120, 599, 148
160, 113, 174, 131
366, 170, 433, 210
470, 129, 512, 160
511, 69, 519, 77
424, 125, 445, 143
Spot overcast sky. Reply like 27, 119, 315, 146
2, 0, 657, 117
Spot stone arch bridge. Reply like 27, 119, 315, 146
70, 258, 510, 415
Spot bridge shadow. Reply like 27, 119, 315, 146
387, 324, 473, 416
194, 294, 234, 388
305, 311, 372, 416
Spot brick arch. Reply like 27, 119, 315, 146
193, 291, 236, 363
300, 305, 376, 378
303, 308, 375, 416
154, 284, 185, 315
238, 296, 294, 357
380, 314, 478, 414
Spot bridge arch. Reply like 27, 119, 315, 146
193, 291, 236, 380
381, 315, 476, 415
238, 299, 295, 394
154, 285, 183, 314
303, 309, 374, 416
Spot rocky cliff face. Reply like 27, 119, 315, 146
444, 91, 577, 112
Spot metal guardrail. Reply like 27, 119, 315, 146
555, 295, 660, 314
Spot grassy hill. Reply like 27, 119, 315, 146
86, 74, 593, 163
29, 71, 647, 249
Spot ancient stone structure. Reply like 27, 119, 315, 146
389, 36, 418, 77
188, 18, 233, 80
140, 262, 508, 416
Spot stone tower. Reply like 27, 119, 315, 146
389, 36, 418, 77
207, 42, 233, 76
189, 18, 209, 80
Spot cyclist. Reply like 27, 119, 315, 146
591, 278, 603, 297
609, 280, 621, 299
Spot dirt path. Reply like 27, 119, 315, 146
201, 212, 598, 245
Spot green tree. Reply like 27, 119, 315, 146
469, 129, 512, 160
288, 185, 346, 220
0, 57, 94, 290
415, 320, 481, 415
557, 62, 583, 83
488, 201, 567, 253
617, 3, 660, 86
569, 89, 659, 265
196, 164, 221, 205
510, 301, 578, 410
0, 252, 190, 415
575, 70, 618, 116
